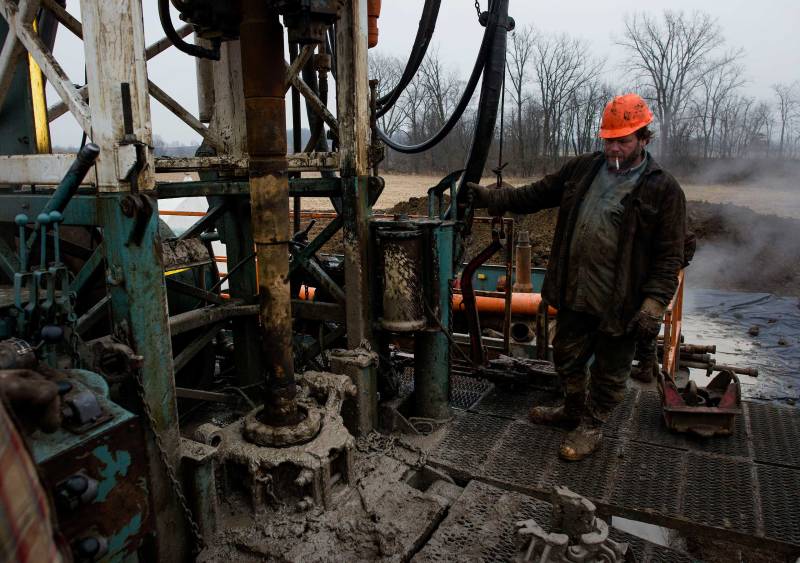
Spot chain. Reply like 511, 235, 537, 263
474, 0, 481, 20
133, 369, 205, 553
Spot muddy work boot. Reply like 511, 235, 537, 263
528, 405, 580, 429
528, 393, 584, 429
630, 359, 658, 383
559, 416, 604, 462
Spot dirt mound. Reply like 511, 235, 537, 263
686, 202, 800, 295
385, 197, 800, 297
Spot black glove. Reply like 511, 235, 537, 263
627, 298, 666, 341
465, 181, 515, 216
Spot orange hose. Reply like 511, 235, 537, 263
453, 293, 557, 316
299, 285, 556, 316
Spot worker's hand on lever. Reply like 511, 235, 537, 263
466, 181, 514, 216
627, 297, 666, 341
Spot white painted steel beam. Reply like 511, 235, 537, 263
79, 0, 153, 191
0, 153, 81, 184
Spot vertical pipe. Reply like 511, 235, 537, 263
239, 1, 298, 425
502, 220, 513, 354
289, 42, 302, 236
336, 0, 377, 434
414, 219, 452, 419
513, 230, 533, 292
195, 37, 215, 123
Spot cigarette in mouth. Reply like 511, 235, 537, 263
615, 157, 620, 171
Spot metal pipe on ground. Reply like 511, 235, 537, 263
239, 1, 299, 426
679, 360, 758, 378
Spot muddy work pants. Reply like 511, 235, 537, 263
553, 309, 636, 422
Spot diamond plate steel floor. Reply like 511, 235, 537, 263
427, 387, 800, 555
413, 480, 694, 563
399, 368, 492, 410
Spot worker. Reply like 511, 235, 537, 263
469, 93, 686, 461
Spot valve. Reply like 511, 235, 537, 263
72, 535, 108, 562
55, 472, 99, 512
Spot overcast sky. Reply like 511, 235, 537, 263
48, 0, 800, 148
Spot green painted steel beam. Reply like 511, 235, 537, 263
0, 236, 20, 280
70, 241, 105, 295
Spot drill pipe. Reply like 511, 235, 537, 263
239, 2, 299, 426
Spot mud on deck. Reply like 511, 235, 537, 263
198, 377, 795, 562
419, 384, 800, 558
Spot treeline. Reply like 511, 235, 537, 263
371, 10, 800, 177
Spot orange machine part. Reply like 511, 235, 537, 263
368, 0, 381, 48
453, 292, 557, 317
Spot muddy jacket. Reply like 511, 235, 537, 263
490, 151, 686, 334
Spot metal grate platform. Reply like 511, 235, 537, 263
413, 480, 695, 563
399, 368, 491, 410
427, 387, 800, 555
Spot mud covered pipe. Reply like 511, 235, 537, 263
239, 1, 299, 426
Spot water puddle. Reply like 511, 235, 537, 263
682, 288, 800, 403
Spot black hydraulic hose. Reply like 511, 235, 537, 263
375, 0, 441, 117
157, 0, 219, 60
456, 0, 510, 222
375, 4, 499, 155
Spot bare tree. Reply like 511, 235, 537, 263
533, 33, 603, 164
570, 80, 614, 155
369, 52, 408, 140
506, 24, 536, 172
369, 52, 408, 169
619, 11, 726, 161
693, 54, 745, 158
418, 48, 463, 171
773, 81, 799, 157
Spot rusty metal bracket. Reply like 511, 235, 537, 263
459, 217, 505, 365
120, 193, 155, 247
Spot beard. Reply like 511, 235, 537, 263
605, 148, 643, 172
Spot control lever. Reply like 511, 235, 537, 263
292, 219, 317, 247
13, 214, 33, 334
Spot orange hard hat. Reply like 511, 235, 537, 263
598, 93, 654, 139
